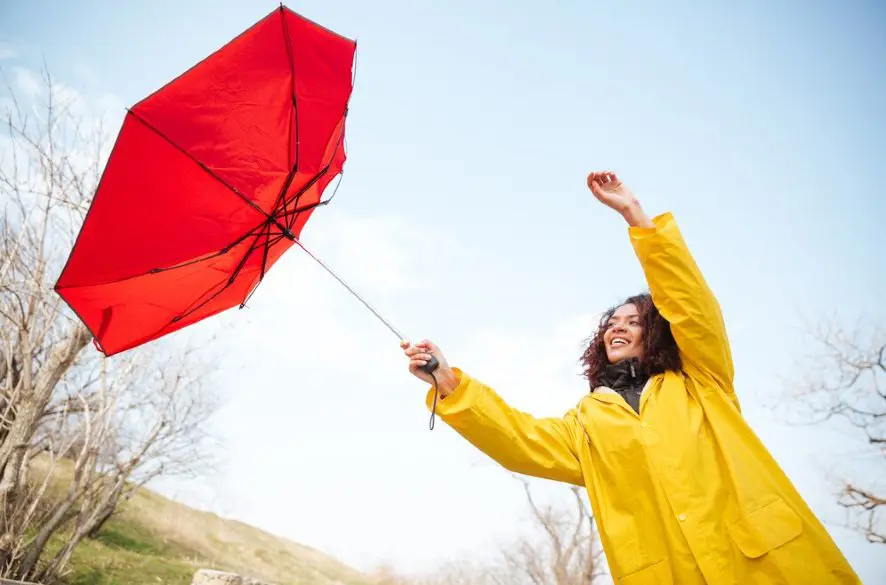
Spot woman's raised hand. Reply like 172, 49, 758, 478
587, 170, 653, 228
587, 171, 636, 212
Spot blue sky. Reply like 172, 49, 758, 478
2, 0, 885, 582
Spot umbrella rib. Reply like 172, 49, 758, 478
271, 163, 301, 226
204, 191, 334, 316
280, 4, 299, 174
170, 221, 276, 323
146, 225, 264, 275
279, 123, 348, 231
126, 109, 295, 238
274, 197, 331, 226
270, 7, 301, 222
259, 220, 273, 279
239, 221, 277, 310
52, 223, 271, 290
283, 164, 336, 230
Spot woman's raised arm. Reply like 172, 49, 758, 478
588, 172, 736, 402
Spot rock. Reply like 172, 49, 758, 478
191, 569, 273, 585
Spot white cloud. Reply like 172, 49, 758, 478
0, 42, 18, 61
453, 313, 601, 416
139, 199, 616, 575
303, 208, 463, 298
96, 92, 126, 115
13, 66, 41, 99
71, 61, 98, 83
0, 65, 126, 244
170, 243, 605, 573
7, 64, 124, 125
50, 80, 88, 116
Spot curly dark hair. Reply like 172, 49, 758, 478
580, 293, 682, 388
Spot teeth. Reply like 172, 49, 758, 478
612, 339, 628, 346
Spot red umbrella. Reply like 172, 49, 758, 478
56, 5, 441, 425
55, 6, 359, 356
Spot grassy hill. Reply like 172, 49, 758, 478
52, 485, 373, 585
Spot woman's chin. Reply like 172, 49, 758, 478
607, 349, 636, 363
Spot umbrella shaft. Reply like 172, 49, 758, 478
292, 238, 405, 341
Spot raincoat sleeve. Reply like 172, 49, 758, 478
425, 369, 585, 486
629, 212, 736, 400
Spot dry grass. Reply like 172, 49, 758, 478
28, 457, 372, 585
119, 487, 371, 585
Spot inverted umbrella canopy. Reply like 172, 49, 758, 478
55, 6, 357, 356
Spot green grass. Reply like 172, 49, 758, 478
56, 499, 374, 585
43, 516, 200, 585
91, 522, 172, 556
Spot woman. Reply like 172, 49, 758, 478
401, 171, 860, 584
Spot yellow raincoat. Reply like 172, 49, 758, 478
425, 213, 860, 584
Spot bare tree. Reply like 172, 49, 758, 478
381, 477, 607, 585
26, 343, 220, 583
370, 559, 498, 585
0, 62, 102, 575
487, 477, 606, 585
13, 360, 117, 581
787, 318, 885, 544
415, 561, 498, 585
1, 64, 223, 581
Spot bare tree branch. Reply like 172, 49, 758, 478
787, 318, 886, 545
369, 477, 607, 585
494, 476, 605, 585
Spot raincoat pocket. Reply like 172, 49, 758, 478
616, 558, 673, 585
727, 496, 803, 558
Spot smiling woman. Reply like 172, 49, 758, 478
400, 171, 862, 584
581, 292, 683, 414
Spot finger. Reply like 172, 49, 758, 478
400, 339, 410, 349
590, 180, 604, 197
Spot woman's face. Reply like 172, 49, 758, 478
603, 303, 644, 363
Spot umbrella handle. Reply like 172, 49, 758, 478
420, 355, 439, 374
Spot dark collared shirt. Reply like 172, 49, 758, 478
594, 358, 649, 413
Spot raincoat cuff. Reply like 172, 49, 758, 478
627, 211, 674, 238
424, 367, 477, 416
